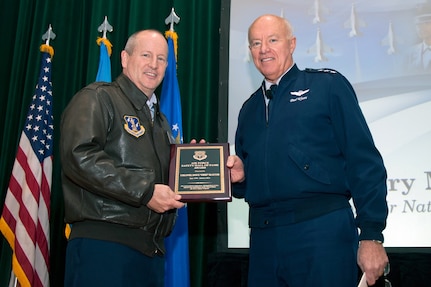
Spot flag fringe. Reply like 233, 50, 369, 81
0, 216, 15, 249
0, 218, 32, 287
40, 44, 54, 58
165, 30, 178, 60
65, 223, 71, 239
96, 37, 113, 56
12, 254, 31, 287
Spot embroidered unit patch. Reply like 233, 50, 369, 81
124, 115, 145, 138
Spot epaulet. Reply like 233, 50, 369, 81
305, 68, 338, 74
84, 81, 114, 93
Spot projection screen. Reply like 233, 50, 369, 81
227, 0, 431, 248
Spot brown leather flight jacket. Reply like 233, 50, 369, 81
60, 73, 176, 256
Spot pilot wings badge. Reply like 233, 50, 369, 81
124, 115, 145, 138
290, 89, 310, 96
290, 89, 310, 103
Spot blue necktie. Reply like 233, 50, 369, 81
147, 102, 155, 121
150, 104, 155, 121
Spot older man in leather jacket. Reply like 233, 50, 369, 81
60, 29, 184, 287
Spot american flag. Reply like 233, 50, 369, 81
0, 45, 53, 287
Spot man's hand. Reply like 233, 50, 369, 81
357, 240, 389, 286
189, 138, 206, 144
147, 184, 184, 213
226, 155, 245, 183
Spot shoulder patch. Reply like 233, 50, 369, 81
305, 68, 338, 74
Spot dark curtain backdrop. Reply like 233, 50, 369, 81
0, 0, 224, 286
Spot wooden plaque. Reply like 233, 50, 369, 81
169, 143, 232, 202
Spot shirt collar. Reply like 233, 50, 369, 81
264, 63, 295, 90
146, 93, 157, 107
421, 42, 431, 53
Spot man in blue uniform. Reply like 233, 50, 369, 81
227, 14, 389, 287
407, 3, 431, 73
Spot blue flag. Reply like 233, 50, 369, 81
96, 40, 111, 82
160, 34, 190, 287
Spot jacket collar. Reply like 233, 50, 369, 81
116, 73, 149, 111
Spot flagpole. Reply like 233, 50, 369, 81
96, 16, 113, 82
161, 8, 191, 287
9, 270, 16, 287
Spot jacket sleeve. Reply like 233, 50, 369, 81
329, 73, 388, 242
60, 86, 155, 207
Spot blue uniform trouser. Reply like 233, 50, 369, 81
248, 208, 359, 287
64, 238, 164, 287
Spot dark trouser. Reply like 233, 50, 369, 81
64, 238, 164, 287
248, 208, 358, 287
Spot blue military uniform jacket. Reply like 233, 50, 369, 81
233, 64, 388, 241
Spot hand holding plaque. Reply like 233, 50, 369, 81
169, 143, 232, 202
